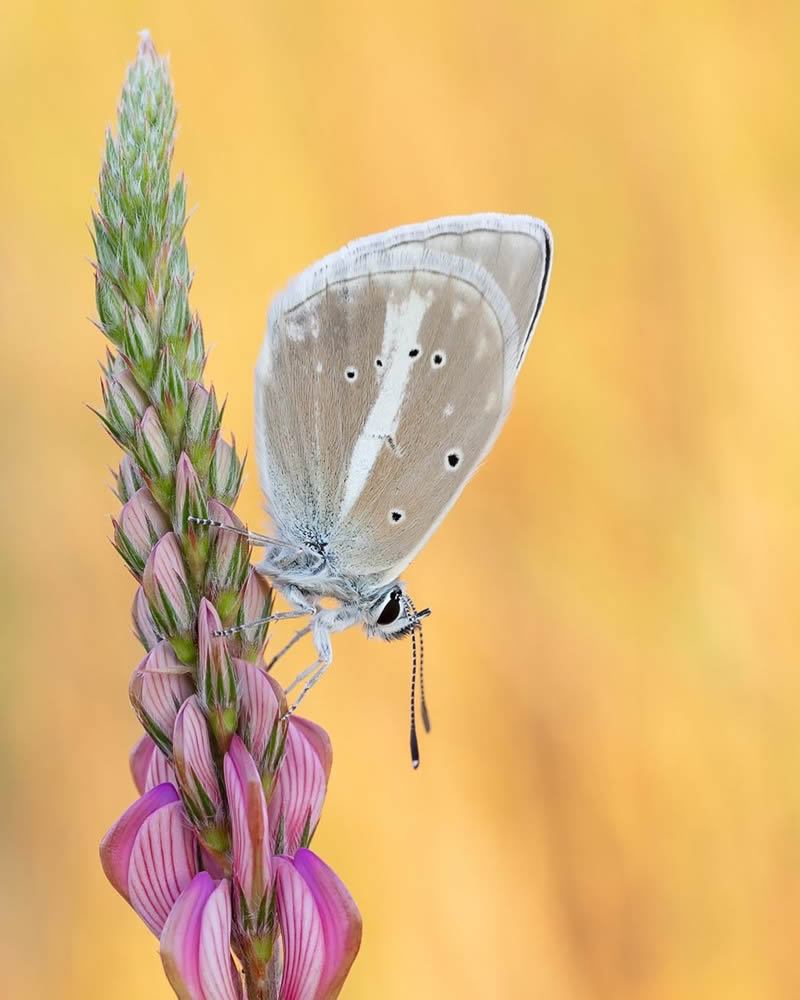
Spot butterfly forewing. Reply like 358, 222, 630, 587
255, 215, 552, 586
338, 213, 551, 368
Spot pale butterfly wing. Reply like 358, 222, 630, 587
305, 213, 552, 370
255, 215, 552, 586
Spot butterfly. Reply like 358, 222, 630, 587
208, 213, 552, 764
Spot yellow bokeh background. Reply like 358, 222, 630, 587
1, 2, 798, 997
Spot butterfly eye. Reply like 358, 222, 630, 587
377, 588, 402, 626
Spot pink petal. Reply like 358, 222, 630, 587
100, 783, 179, 903
128, 800, 198, 935
234, 659, 282, 768
130, 640, 194, 746
290, 718, 332, 784
223, 735, 271, 906
161, 872, 216, 999
129, 734, 156, 795
197, 880, 243, 999
173, 695, 222, 811
145, 745, 178, 791
269, 719, 327, 856
275, 858, 324, 1000
293, 850, 362, 1000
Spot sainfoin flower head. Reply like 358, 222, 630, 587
95, 34, 362, 999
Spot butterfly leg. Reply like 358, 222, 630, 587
281, 605, 361, 717
213, 607, 312, 638
188, 516, 303, 553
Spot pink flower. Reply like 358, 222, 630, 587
197, 598, 238, 749
142, 532, 196, 661
205, 500, 250, 623
160, 873, 243, 1000
114, 485, 169, 577
175, 451, 208, 534
223, 735, 271, 928
132, 585, 161, 650
269, 718, 331, 856
129, 733, 176, 793
208, 435, 243, 506
100, 783, 197, 935
235, 658, 285, 777
173, 695, 224, 825
228, 568, 273, 662
129, 639, 194, 755
275, 849, 362, 1000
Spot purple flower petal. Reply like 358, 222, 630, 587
100, 783, 179, 904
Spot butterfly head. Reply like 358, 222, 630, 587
363, 583, 431, 641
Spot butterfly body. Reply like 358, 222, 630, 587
253, 214, 552, 735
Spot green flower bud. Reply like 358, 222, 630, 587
208, 436, 244, 506
134, 406, 175, 510
152, 346, 188, 447
102, 366, 149, 446
114, 486, 170, 578
113, 455, 146, 503
184, 383, 220, 480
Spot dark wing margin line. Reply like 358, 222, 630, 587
516, 222, 554, 371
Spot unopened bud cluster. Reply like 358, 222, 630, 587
94, 35, 360, 1000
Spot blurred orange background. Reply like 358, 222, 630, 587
1, 2, 799, 998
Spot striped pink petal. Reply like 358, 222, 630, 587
128, 799, 197, 934
160, 873, 242, 1000
269, 718, 328, 855
173, 695, 222, 818
131, 733, 178, 793
100, 783, 197, 935
234, 658, 283, 769
101, 783, 178, 903
130, 639, 193, 749
275, 857, 324, 1000
129, 734, 156, 794
290, 718, 332, 783
145, 744, 178, 790
223, 735, 272, 914
292, 850, 362, 1000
